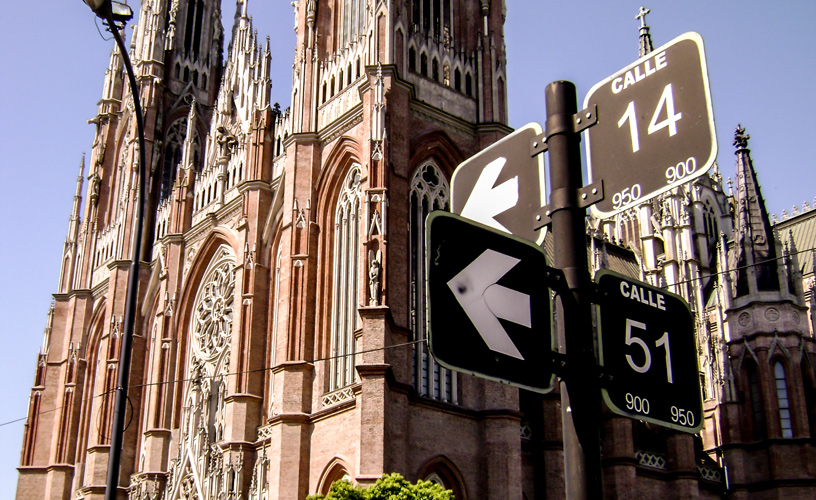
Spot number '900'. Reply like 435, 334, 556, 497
665, 157, 697, 184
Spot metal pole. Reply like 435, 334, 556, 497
545, 81, 603, 500
104, 10, 147, 500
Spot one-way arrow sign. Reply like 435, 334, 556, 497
426, 211, 556, 392
452, 123, 547, 244
448, 249, 531, 360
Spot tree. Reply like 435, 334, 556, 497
306, 472, 454, 500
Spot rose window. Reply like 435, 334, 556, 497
193, 260, 235, 359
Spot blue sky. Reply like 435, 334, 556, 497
0, 0, 814, 496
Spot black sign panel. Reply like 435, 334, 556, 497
584, 32, 716, 218
426, 211, 555, 392
596, 271, 702, 432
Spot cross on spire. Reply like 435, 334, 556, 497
636, 6, 651, 28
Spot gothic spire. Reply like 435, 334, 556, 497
58, 155, 86, 293
636, 6, 654, 57
730, 124, 780, 296
71, 154, 85, 226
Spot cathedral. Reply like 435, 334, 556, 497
15, 1, 816, 499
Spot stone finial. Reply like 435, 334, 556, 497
733, 124, 750, 150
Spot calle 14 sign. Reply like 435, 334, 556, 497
584, 32, 717, 218
596, 271, 703, 433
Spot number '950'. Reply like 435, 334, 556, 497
612, 184, 642, 209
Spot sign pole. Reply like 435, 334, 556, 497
545, 81, 603, 499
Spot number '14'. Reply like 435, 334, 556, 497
617, 83, 683, 153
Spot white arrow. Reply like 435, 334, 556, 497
460, 157, 518, 233
447, 249, 531, 360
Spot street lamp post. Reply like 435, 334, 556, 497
82, 2, 147, 499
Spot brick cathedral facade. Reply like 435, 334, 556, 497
16, 1, 816, 499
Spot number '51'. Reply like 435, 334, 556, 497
625, 318, 673, 383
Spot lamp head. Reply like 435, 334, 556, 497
82, 0, 110, 16
83, 0, 133, 23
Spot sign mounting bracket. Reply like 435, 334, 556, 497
530, 105, 598, 157
532, 180, 604, 231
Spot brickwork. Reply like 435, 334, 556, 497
16, 2, 816, 500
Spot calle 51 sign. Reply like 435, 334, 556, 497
584, 32, 717, 218
596, 271, 703, 433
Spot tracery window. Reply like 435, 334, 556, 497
339, 0, 366, 48
329, 166, 362, 391
702, 199, 718, 249
164, 245, 235, 500
192, 249, 235, 361
775, 362, 793, 438
184, 0, 205, 60
410, 163, 455, 402
412, 0, 453, 43
161, 119, 200, 202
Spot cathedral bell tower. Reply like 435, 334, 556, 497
709, 126, 816, 496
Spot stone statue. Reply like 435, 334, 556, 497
368, 249, 382, 306
216, 126, 238, 158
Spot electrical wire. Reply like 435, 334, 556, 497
0, 339, 426, 429
3, 245, 813, 429
660, 245, 815, 289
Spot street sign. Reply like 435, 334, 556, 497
425, 211, 556, 392
596, 271, 702, 433
451, 123, 547, 244
584, 32, 717, 218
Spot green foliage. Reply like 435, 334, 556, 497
306, 473, 454, 500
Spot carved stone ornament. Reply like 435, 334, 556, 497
738, 312, 751, 326
764, 307, 780, 322
733, 124, 750, 150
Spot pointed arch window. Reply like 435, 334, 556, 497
747, 363, 766, 440
497, 76, 506, 123
802, 362, 816, 437
775, 361, 793, 438
330, 166, 362, 391
164, 245, 235, 499
161, 119, 200, 202
412, 0, 453, 43
410, 163, 455, 403
702, 199, 718, 250
183, 0, 205, 59
268, 243, 283, 415
339, 0, 367, 49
